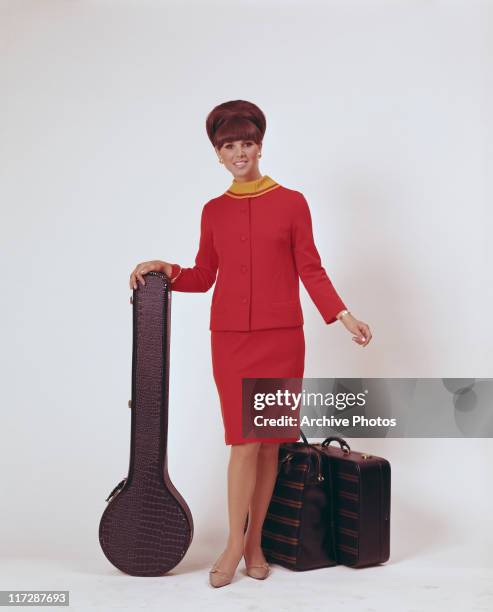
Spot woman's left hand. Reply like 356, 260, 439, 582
338, 313, 372, 347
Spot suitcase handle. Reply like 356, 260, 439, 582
321, 436, 351, 454
300, 430, 351, 454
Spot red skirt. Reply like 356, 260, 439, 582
211, 326, 305, 445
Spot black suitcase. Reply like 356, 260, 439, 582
259, 438, 338, 570
315, 435, 391, 567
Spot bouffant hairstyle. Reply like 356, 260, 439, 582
206, 100, 266, 150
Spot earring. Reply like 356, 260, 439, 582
258, 153, 262, 158
218, 158, 223, 164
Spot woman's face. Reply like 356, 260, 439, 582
215, 139, 262, 180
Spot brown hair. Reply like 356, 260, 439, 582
206, 100, 266, 150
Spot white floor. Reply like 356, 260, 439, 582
3, 439, 492, 610
2, 550, 492, 612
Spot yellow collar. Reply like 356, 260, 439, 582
225, 174, 280, 199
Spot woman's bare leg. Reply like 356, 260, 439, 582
212, 441, 262, 573
243, 442, 280, 565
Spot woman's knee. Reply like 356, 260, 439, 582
231, 441, 262, 458
259, 442, 281, 455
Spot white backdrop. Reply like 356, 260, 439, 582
1, 1, 492, 610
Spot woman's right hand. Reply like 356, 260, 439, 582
129, 260, 173, 290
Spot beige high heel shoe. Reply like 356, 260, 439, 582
244, 556, 271, 580
208, 552, 241, 588
209, 563, 236, 588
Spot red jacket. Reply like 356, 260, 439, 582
170, 175, 347, 331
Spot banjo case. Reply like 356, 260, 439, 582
99, 271, 193, 576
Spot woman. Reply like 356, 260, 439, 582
129, 100, 372, 588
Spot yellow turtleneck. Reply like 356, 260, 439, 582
225, 174, 281, 199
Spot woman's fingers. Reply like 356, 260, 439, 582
129, 262, 149, 290
358, 323, 371, 346
136, 265, 147, 287
130, 269, 142, 290
350, 322, 371, 346
129, 261, 169, 289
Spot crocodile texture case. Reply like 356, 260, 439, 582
99, 271, 193, 576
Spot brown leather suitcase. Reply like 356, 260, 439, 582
259, 432, 390, 570
314, 435, 391, 568
259, 441, 338, 571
